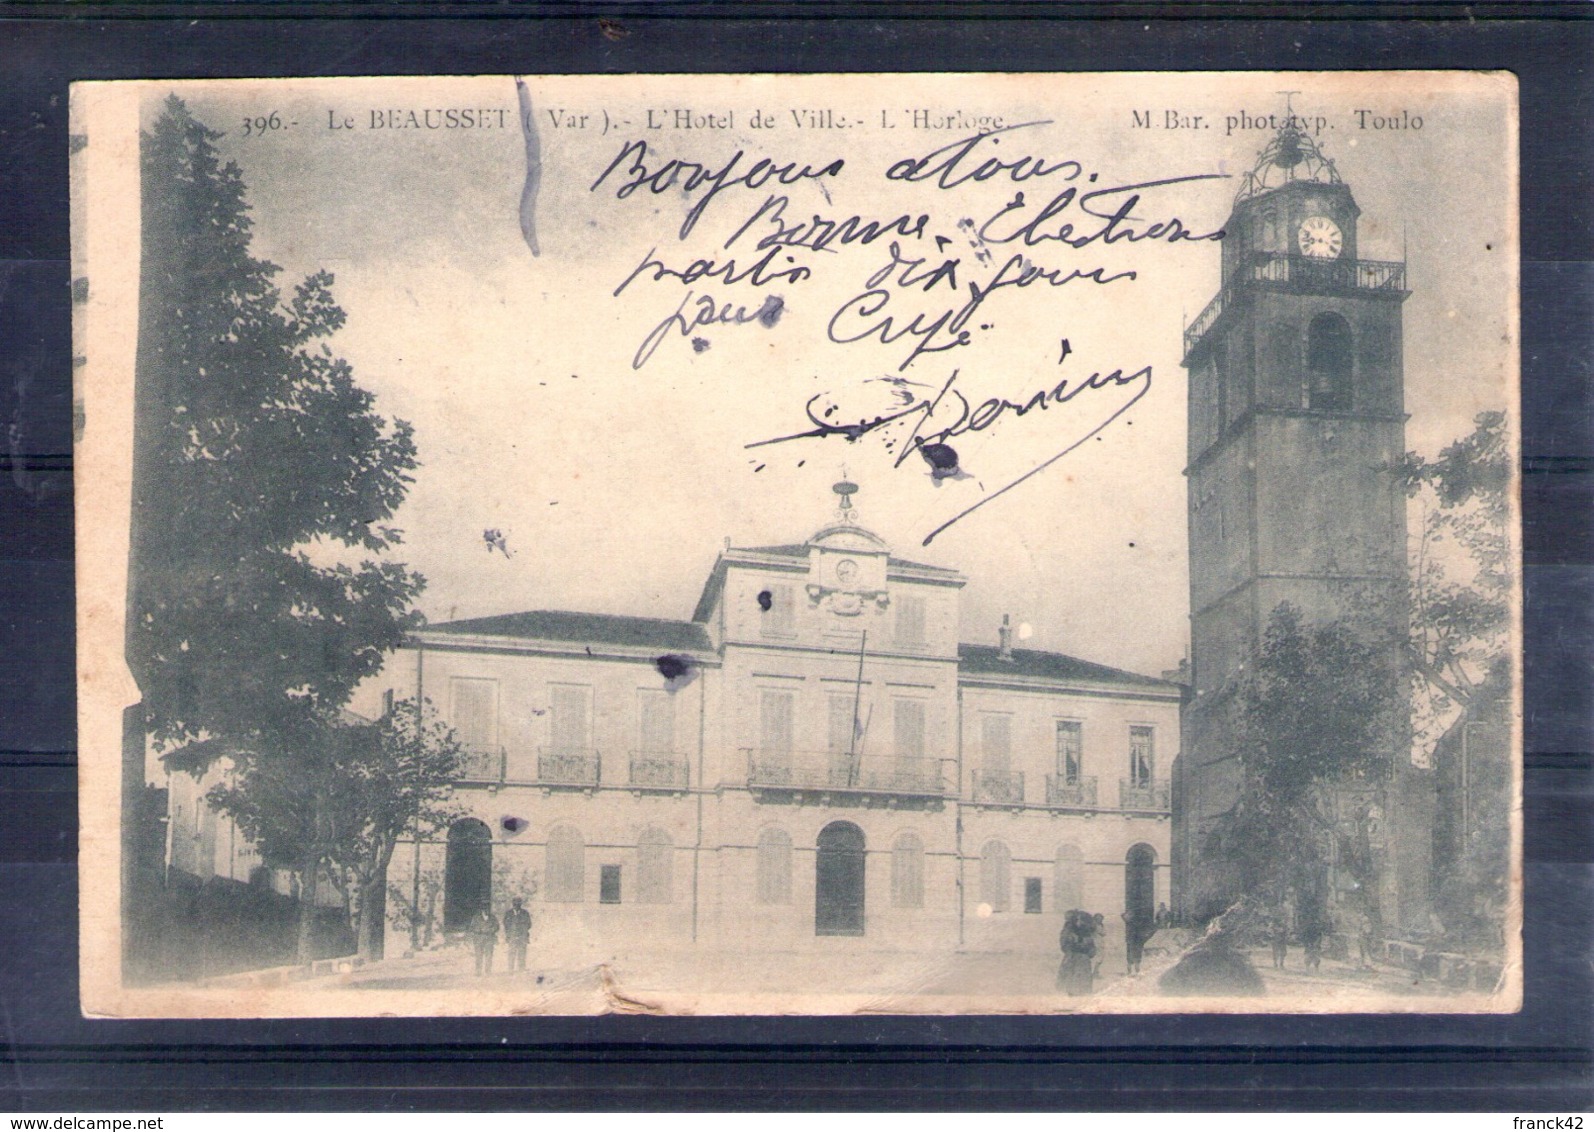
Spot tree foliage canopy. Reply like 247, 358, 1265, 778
208, 699, 466, 887
134, 95, 423, 759
1213, 603, 1401, 902
1396, 410, 1512, 717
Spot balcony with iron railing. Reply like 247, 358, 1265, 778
459, 746, 505, 785
457, 746, 605, 789
971, 769, 1026, 806
533, 747, 602, 788
1045, 774, 1099, 809
1184, 251, 1407, 360
742, 749, 947, 801
1119, 777, 1171, 812
628, 751, 690, 791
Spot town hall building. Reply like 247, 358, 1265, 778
327, 481, 1183, 959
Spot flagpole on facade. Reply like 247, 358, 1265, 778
848, 629, 867, 786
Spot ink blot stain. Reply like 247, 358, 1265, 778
757, 295, 785, 328
921, 443, 958, 471
920, 442, 971, 486
501, 816, 528, 834
692, 337, 711, 353
655, 653, 698, 691
757, 589, 773, 612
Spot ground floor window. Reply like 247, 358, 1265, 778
599, 863, 621, 904
1024, 877, 1043, 914
638, 827, 673, 904
546, 825, 585, 902
979, 840, 1011, 912
1054, 843, 1083, 912
757, 827, 792, 904
891, 831, 924, 908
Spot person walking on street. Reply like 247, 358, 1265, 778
1301, 912, 1324, 973
1269, 909, 1290, 970
469, 905, 498, 976
503, 898, 532, 973
1356, 909, 1378, 970
1057, 910, 1097, 996
1123, 908, 1153, 976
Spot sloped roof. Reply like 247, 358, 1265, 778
425, 610, 713, 653
741, 543, 961, 575
958, 644, 1179, 691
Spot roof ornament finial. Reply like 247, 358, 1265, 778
832, 473, 860, 523
1233, 92, 1343, 205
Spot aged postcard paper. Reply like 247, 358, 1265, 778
74, 72, 1521, 1017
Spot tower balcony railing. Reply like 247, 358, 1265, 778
742, 748, 946, 799
628, 750, 690, 791
1045, 774, 1099, 808
971, 769, 1026, 805
1119, 777, 1171, 812
1184, 251, 1407, 359
1246, 251, 1406, 294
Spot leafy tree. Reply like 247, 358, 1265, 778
134, 96, 424, 960
1209, 604, 1402, 928
208, 699, 466, 962
1397, 411, 1512, 735
326, 700, 467, 961
1395, 412, 1513, 951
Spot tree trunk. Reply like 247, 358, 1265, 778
356, 866, 388, 962
295, 848, 321, 965
355, 840, 397, 963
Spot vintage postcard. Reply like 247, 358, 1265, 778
73, 72, 1521, 1017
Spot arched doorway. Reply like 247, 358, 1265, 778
443, 818, 493, 932
1125, 843, 1157, 930
815, 821, 866, 936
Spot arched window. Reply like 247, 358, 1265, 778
891, 831, 925, 909
637, 826, 673, 904
545, 825, 585, 903
1054, 844, 1083, 912
443, 818, 493, 931
979, 839, 1011, 912
756, 827, 792, 905
1308, 312, 1354, 411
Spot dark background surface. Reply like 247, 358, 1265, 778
0, 5, 1589, 1111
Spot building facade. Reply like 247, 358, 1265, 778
1172, 121, 1429, 929
335, 484, 1182, 958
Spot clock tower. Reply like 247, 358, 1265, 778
1173, 120, 1425, 928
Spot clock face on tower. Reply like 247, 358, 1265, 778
835, 559, 859, 585
1297, 215, 1344, 259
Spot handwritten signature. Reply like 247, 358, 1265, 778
746, 345, 1153, 542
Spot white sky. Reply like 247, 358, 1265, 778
152, 73, 1515, 678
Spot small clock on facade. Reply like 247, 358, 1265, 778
1297, 215, 1344, 259
835, 559, 859, 585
